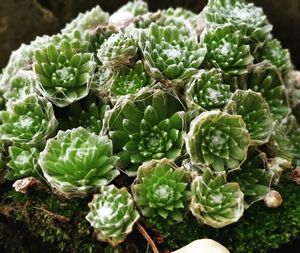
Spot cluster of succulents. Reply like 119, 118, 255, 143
1, 0, 299, 249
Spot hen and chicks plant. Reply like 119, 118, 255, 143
1, 0, 300, 249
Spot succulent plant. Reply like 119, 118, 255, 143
62, 6, 109, 36
105, 89, 185, 174
190, 169, 244, 228
0, 44, 32, 86
287, 126, 300, 166
186, 111, 250, 173
256, 39, 292, 74
185, 69, 231, 111
268, 124, 294, 163
6, 144, 39, 181
110, 60, 153, 97
1, 0, 300, 248
132, 159, 190, 223
203, 0, 272, 45
203, 25, 252, 75
4, 71, 36, 107
139, 23, 206, 86
245, 64, 290, 121
225, 89, 274, 145
97, 33, 138, 69
0, 88, 5, 110
0, 94, 57, 145
86, 185, 140, 247
38, 127, 119, 198
229, 150, 272, 206
88, 29, 113, 57
34, 37, 96, 107
116, 0, 149, 17
155, 8, 198, 37
91, 66, 114, 94
58, 94, 109, 134
0, 35, 52, 86
52, 30, 90, 53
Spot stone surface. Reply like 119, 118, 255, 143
0, 0, 300, 68
172, 239, 230, 253
0, 0, 59, 68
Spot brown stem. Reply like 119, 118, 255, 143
33, 206, 70, 223
136, 221, 160, 253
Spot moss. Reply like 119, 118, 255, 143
149, 175, 300, 253
0, 185, 145, 253
1, 176, 300, 253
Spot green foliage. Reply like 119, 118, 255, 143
203, 25, 252, 75
38, 127, 119, 198
151, 176, 300, 253
132, 159, 190, 224
86, 185, 140, 247
106, 89, 185, 174
186, 110, 250, 172
185, 69, 231, 111
139, 23, 206, 86
0, 94, 58, 145
34, 37, 96, 107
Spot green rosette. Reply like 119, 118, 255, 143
203, 25, 252, 75
86, 185, 140, 247
190, 169, 244, 228
225, 89, 274, 145
38, 127, 119, 198
132, 159, 190, 224
105, 88, 185, 174
139, 23, 206, 86
34, 37, 96, 107
186, 110, 250, 172
185, 69, 231, 111
6, 144, 39, 181
0, 94, 57, 145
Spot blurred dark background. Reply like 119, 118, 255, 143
0, 0, 300, 69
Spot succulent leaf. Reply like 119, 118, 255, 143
0, 94, 57, 145
132, 159, 190, 224
97, 33, 138, 68
229, 150, 272, 206
190, 169, 244, 228
256, 39, 292, 74
186, 110, 250, 173
245, 64, 290, 121
91, 66, 114, 95
58, 94, 109, 134
225, 89, 274, 145
38, 127, 119, 198
287, 126, 300, 166
34, 38, 96, 107
203, 0, 272, 45
0, 35, 52, 86
62, 6, 109, 35
155, 8, 198, 37
6, 144, 39, 181
110, 60, 153, 96
116, 0, 149, 17
106, 89, 185, 174
185, 69, 231, 111
139, 23, 206, 86
4, 71, 36, 107
86, 185, 140, 247
203, 25, 252, 75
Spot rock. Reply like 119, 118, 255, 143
172, 239, 230, 253
0, 0, 59, 69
